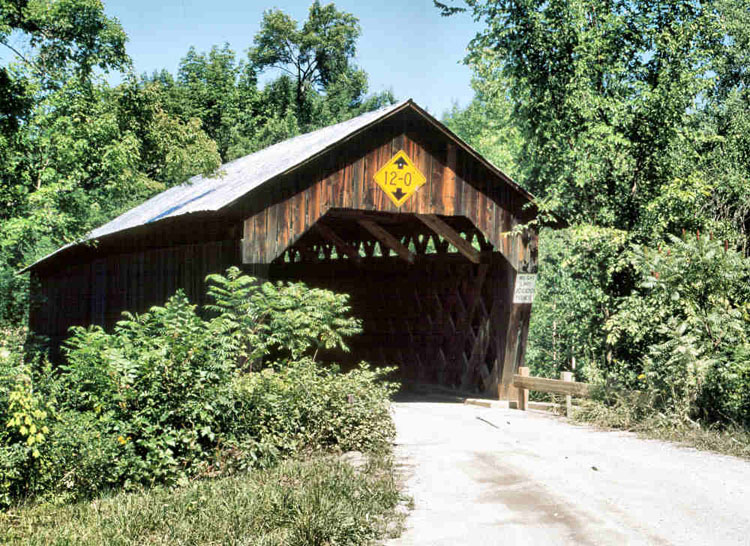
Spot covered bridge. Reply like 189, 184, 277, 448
24, 99, 538, 398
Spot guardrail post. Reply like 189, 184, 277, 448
517, 367, 529, 411
560, 371, 573, 416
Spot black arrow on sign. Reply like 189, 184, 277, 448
394, 157, 408, 169
392, 187, 407, 200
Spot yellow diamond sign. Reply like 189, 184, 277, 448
374, 150, 426, 207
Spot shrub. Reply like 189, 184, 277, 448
0, 271, 396, 507
0, 325, 51, 507
700, 347, 750, 429
604, 234, 750, 425
526, 225, 630, 382
229, 359, 397, 464
62, 292, 237, 487
206, 266, 362, 366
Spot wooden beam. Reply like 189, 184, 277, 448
314, 222, 361, 263
415, 214, 481, 264
497, 305, 523, 400
326, 209, 403, 225
357, 219, 415, 264
512, 374, 590, 397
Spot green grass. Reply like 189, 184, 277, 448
1, 455, 406, 546
573, 399, 750, 460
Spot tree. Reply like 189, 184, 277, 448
249, 1, 361, 126
442, 70, 522, 179
175, 44, 258, 160
437, 0, 731, 235
0, 73, 221, 323
0, 0, 130, 323
0, 0, 128, 138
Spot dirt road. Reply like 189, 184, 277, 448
388, 396, 750, 546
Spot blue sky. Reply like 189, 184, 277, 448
102, 0, 482, 116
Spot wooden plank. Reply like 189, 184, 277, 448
416, 214, 481, 264
351, 155, 363, 209
314, 222, 362, 264
341, 162, 352, 208
441, 143, 457, 215
280, 200, 290, 260
305, 184, 317, 235
497, 304, 522, 400
295, 191, 306, 245
357, 219, 415, 264
362, 143, 377, 210
512, 374, 590, 398
430, 142, 444, 210
411, 137, 431, 214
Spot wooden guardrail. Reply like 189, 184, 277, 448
513, 367, 591, 415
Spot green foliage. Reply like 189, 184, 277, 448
206, 266, 363, 365
230, 360, 397, 464
452, 0, 736, 233
0, 273, 396, 508
0, 0, 129, 79
608, 234, 750, 426
0, 326, 49, 506
62, 292, 237, 486
0, 0, 129, 143
1, 455, 404, 546
701, 347, 750, 429
445, 0, 750, 436
526, 226, 629, 381
172, 44, 259, 160
0, 74, 222, 324
250, 0, 361, 126
442, 72, 521, 178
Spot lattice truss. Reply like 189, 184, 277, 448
270, 210, 511, 393
352, 262, 505, 391
273, 211, 494, 265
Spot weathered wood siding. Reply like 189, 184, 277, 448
241, 110, 536, 271
30, 239, 239, 353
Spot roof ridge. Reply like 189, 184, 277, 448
21, 97, 534, 274
216, 98, 411, 173
19, 99, 413, 273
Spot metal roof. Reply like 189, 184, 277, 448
92, 99, 413, 240
22, 98, 532, 272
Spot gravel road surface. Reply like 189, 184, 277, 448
388, 396, 750, 546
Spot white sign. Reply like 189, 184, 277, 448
513, 274, 537, 304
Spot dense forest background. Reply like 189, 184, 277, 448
0, 0, 394, 323
440, 0, 750, 427
2, 0, 749, 428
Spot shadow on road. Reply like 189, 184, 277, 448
391, 390, 467, 404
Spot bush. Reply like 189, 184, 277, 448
62, 292, 237, 487
601, 234, 750, 426
0, 325, 51, 507
526, 225, 630, 381
206, 266, 362, 366
0, 270, 396, 508
700, 347, 750, 429
229, 359, 397, 464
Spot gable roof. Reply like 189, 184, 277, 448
22, 99, 532, 273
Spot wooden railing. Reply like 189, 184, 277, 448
513, 367, 592, 415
